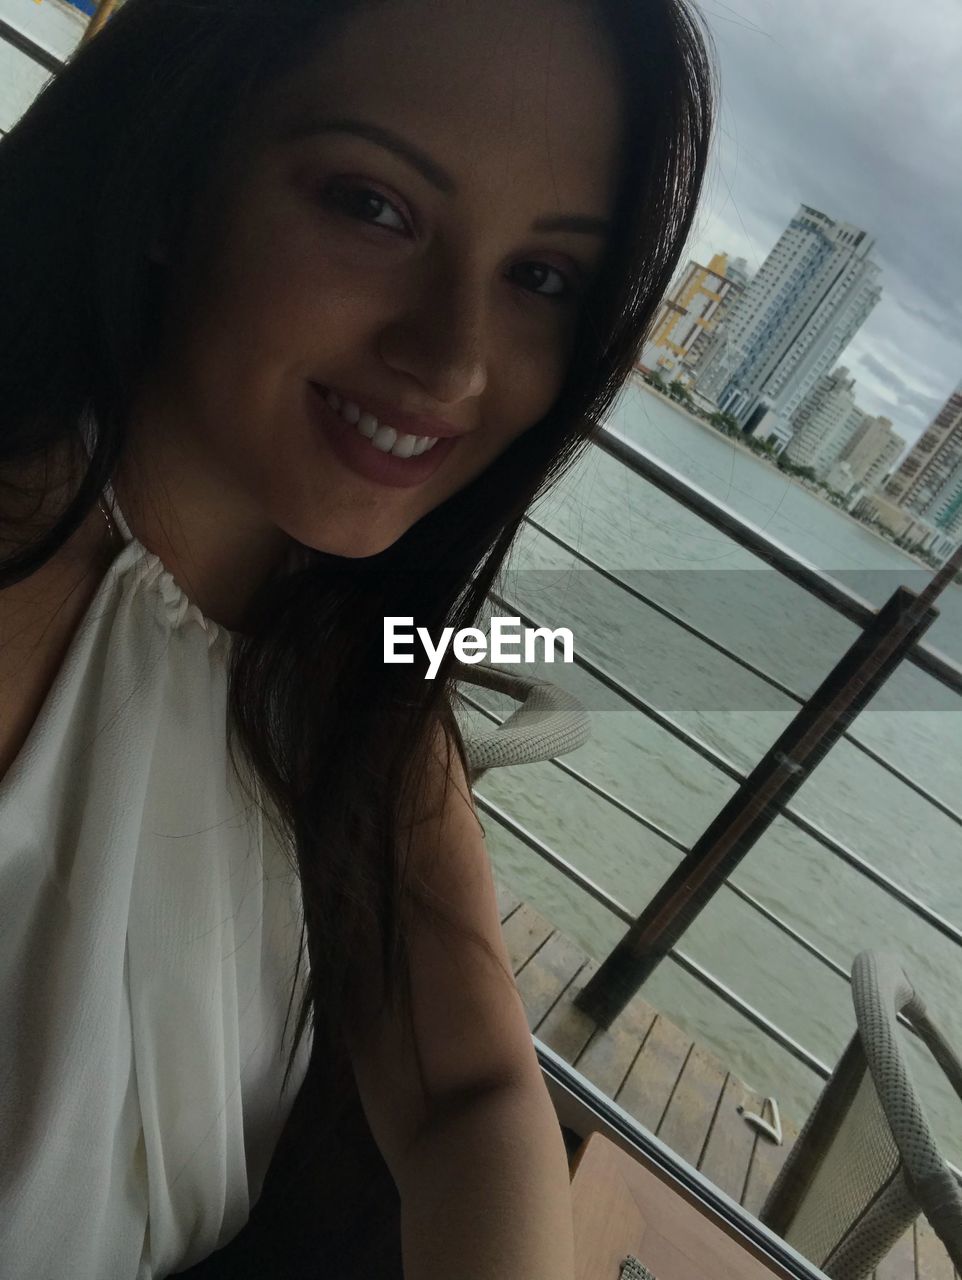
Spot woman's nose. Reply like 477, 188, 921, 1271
378, 265, 490, 407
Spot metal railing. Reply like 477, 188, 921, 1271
481, 587, 962, 949
524, 515, 962, 828
0, 16, 65, 76
466, 416, 962, 1100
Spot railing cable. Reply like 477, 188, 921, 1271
462, 634, 962, 954
592, 424, 962, 695
521, 516, 962, 829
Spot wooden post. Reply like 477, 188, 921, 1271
79, 0, 120, 47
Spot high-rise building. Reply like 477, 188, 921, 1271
856, 380, 962, 560
883, 380, 962, 521
683, 257, 751, 373
782, 366, 866, 478
929, 457, 962, 540
693, 205, 883, 451
826, 414, 905, 497
723, 257, 751, 290
636, 254, 741, 382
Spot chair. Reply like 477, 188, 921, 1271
760, 950, 962, 1279
454, 657, 592, 783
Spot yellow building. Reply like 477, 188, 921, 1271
636, 253, 742, 383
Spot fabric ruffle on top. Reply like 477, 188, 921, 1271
0, 442, 313, 1279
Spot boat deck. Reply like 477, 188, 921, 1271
496, 876, 958, 1280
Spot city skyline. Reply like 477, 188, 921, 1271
681, 0, 962, 452
693, 205, 883, 449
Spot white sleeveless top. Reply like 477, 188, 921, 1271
0, 450, 314, 1277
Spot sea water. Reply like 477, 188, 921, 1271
465, 377, 962, 1169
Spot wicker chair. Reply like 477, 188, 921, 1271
454, 657, 591, 782
760, 950, 962, 1279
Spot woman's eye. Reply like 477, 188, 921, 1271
509, 261, 578, 305
319, 180, 579, 305
321, 181, 409, 234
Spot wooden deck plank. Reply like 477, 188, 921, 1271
697, 1072, 765, 1204
874, 1224, 917, 1280
656, 1041, 728, 1169
915, 1215, 955, 1280
614, 1012, 693, 1134
495, 877, 522, 922
493, 882, 951, 1275
515, 930, 590, 1031
533, 956, 602, 1064
573, 991, 660, 1101
500, 900, 555, 973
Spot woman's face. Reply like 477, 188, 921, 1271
133, 0, 623, 578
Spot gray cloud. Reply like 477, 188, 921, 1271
856, 354, 946, 424
683, 0, 962, 447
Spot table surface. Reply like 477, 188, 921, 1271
570, 1131, 795, 1280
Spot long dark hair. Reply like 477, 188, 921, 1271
0, 0, 716, 1123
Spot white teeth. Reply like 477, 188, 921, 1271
371, 425, 397, 453
410, 434, 439, 455
322, 389, 440, 458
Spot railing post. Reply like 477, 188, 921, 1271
574, 572, 952, 1029
79, 0, 121, 46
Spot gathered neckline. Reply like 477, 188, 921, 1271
81, 409, 308, 643
99, 477, 241, 642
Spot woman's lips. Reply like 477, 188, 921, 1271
314, 383, 465, 439
306, 382, 459, 490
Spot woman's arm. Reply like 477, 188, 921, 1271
396, 1070, 575, 1280
342, 723, 575, 1277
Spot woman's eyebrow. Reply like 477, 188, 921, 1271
281, 112, 611, 237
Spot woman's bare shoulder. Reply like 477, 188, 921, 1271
0, 442, 116, 785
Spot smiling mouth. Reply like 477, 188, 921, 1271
312, 384, 444, 459
306, 382, 459, 490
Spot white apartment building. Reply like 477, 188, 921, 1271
694, 205, 883, 451
782, 366, 865, 478
825, 414, 905, 497
722, 257, 751, 291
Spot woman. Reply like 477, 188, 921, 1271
0, 0, 716, 1275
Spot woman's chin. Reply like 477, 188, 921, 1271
305, 525, 406, 561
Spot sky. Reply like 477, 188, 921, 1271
680, 0, 962, 454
